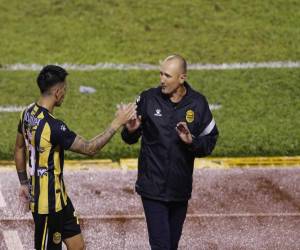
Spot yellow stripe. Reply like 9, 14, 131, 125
53, 145, 67, 207
38, 174, 49, 214
37, 112, 45, 120
33, 105, 38, 112
195, 156, 300, 168
54, 148, 65, 211
38, 123, 51, 214
65, 159, 114, 165
120, 157, 300, 169
2, 157, 300, 169
41, 216, 48, 250
19, 109, 25, 121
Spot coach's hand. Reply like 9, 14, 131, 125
176, 122, 193, 144
125, 115, 141, 133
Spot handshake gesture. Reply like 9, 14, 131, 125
111, 103, 141, 132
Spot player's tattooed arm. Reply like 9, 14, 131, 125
70, 103, 137, 156
70, 126, 117, 156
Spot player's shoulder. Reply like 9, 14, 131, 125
20, 103, 35, 115
18, 103, 36, 122
46, 115, 68, 132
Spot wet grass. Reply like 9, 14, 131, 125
0, 0, 299, 64
0, 68, 299, 160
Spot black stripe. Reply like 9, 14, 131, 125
47, 146, 56, 212
59, 142, 66, 207
21, 108, 26, 126
60, 146, 64, 172
59, 174, 66, 207
27, 104, 36, 114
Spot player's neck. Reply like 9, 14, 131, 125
169, 85, 186, 103
37, 96, 55, 113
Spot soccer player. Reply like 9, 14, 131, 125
121, 55, 219, 249
14, 65, 136, 250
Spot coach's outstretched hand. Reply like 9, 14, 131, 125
125, 114, 141, 133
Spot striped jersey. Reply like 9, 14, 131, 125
18, 103, 77, 214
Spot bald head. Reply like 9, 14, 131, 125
162, 54, 187, 74
159, 55, 187, 96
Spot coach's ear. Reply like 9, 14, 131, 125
180, 73, 186, 84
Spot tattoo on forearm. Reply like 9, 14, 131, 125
17, 170, 28, 185
72, 127, 117, 156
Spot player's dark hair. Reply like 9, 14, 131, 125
37, 65, 68, 94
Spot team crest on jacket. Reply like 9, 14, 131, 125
186, 110, 194, 123
53, 232, 61, 244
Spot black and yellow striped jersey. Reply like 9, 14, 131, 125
18, 103, 77, 214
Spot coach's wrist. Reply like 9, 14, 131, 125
186, 135, 196, 150
126, 126, 138, 134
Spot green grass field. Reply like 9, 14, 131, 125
0, 0, 299, 64
0, 69, 299, 160
0, 0, 299, 159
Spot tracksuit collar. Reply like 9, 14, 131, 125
158, 82, 194, 107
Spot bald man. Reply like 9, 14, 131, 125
121, 55, 219, 250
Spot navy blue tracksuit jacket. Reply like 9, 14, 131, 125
121, 82, 218, 202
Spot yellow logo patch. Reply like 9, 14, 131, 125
53, 232, 61, 244
186, 110, 194, 123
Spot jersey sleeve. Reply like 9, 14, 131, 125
188, 96, 219, 157
136, 92, 146, 118
51, 120, 77, 150
17, 120, 22, 133
17, 110, 25, 134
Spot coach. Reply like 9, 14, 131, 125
121, 55, 219, 250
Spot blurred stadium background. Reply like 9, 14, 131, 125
0, 0, 299, 249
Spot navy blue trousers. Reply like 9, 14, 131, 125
142, 197, 188, 250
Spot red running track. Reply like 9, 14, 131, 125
0, 167, 299, 249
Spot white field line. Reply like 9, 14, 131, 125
0, 106, 26, 112
0, 189, 6, 208
1, 61, 300, 71
3, 230, 24, 250
0, 104, 221, 113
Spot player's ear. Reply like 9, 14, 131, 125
53, 85, 62, 101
